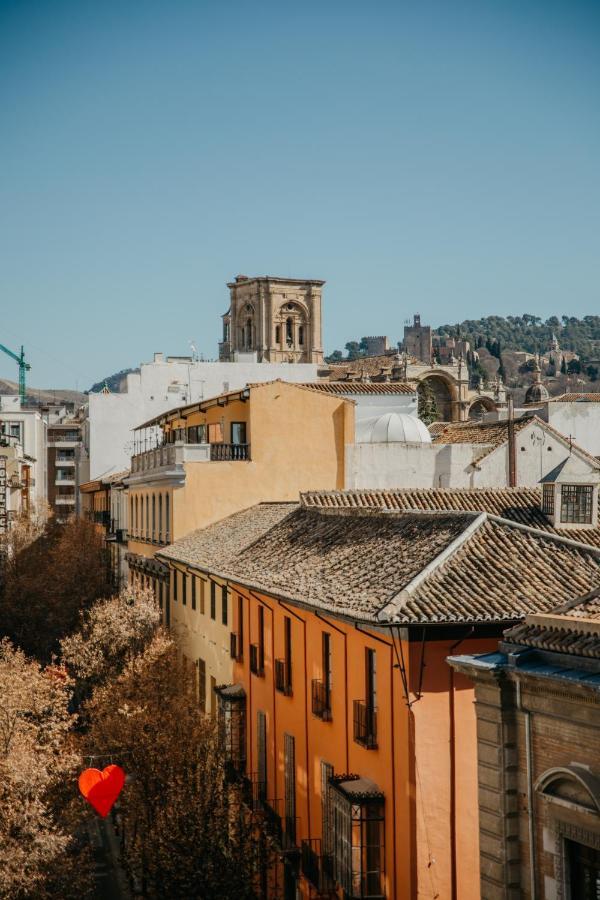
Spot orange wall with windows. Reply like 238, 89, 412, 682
228, 583, 497, 900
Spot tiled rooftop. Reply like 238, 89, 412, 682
503, 590, 600, 659
322, 353, 417, 379
303, 381, 415, 395
429, 417, 533, 456
159, 500, 600, 626
548, 393, 600, 402
301, 487, 600, 547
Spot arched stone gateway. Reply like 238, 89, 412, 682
417, 373, 458, 422
468, 396, 496, 420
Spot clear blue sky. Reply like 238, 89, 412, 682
1, 0, 599, 389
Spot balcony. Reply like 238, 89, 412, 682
210, 443, 250, 461
130, 441, 251, 476
301, 839, 335, 894
312, 679, 332, 721
249, 643, 263, 676
55, 476, 75, 486
275, 659, 292, 696
241, 772, 265, 812
353, 701, 377, 749
55, 496, 76, 505
91, 510, 111, 527
55, 457, 75, 465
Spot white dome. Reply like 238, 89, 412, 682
356, 412, 432, 444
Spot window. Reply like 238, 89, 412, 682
285, 616, 292, 692
275, 325, 281, 344
257, 710, 267, 802
321, 762, 334, 855
286, 317, 293, 345
298, 324, 304, 346
197, 658, 206, 713
165, 493, 171, 542
238, 595, 244, 656
567, 839, 600, 898
313, 632, 333, 720
158, 494, 163, 541
152, 494, 156, 541
284, 733, 296, 844
210, 581, 216, 619
191, 576, 196, 610
173, 570, 178, 603
210, 676, 217, 718
182, 573, 187, 606
208, 422, 224, 443
258, 606, 265, 672
145, 495, 149, 538
330, 777, 385, 899
354, 649, 377, 748
231, 422, 247, 445
215, 683, 246, 775
200, 578, 205, 614
222, 584, 228, 625
542, 483, 554, 515
165, 577, 171, 628
561, 484, 594, 524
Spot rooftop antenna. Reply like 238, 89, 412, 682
189, 341, 199, 363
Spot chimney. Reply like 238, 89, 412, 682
154, 352, 164, 363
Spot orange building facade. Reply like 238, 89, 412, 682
158, 492, 600, 899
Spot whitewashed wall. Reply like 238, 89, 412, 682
88, 357, 320, 478
346, 420, 593, 490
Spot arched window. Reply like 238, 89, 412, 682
245, 318, 253, 350
158, 494, 163, 543
152, 494, 156, 541
286, 317, 293, 346
165, 493, 171, 542
275, 325, 281, 345
298, 325, 304, 346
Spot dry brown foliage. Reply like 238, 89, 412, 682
0, 517, 112, 661
0, 639, 93, 899
61, 585, 161, 707
85, 633, 261, 899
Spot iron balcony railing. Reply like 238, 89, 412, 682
210, 442, 250, 461
301, 839, 336, 893
312, 679, 332, 721
275, 659, 292, 696
353, 700, 377, 749
249, 644, 263, 676
241, 772, 265, 811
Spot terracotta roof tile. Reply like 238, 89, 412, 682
300, 487, 600, 548
158, 502, 600, 626
301, 381, 415, 395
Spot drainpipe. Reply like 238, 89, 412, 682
516, 679, 537, 899
508, 395, 516, 487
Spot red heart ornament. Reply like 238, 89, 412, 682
78, 765, 125, 817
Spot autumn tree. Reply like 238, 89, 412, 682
85, 633, 262, 899
61, 585, 160, 708
0, 639, 92, 899
0, 517, 112, 660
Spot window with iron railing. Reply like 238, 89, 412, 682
330, 776, 385, 899
216, 683, 246, 777
275, 659, 292, 695
250, 643, 264, 676
353, 701, 377, 749
312, 679, 332, 720
301, 839, 335, 894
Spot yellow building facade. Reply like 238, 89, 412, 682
126, 380, 355, 709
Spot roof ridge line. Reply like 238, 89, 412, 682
486, 514, 600, 554
376, 511, 489, 622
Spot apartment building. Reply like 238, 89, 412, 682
46, 410, 89, 522
157, 489, 600, 900
0, 395, 46, 518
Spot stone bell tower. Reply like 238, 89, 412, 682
219, 275, 324, 364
